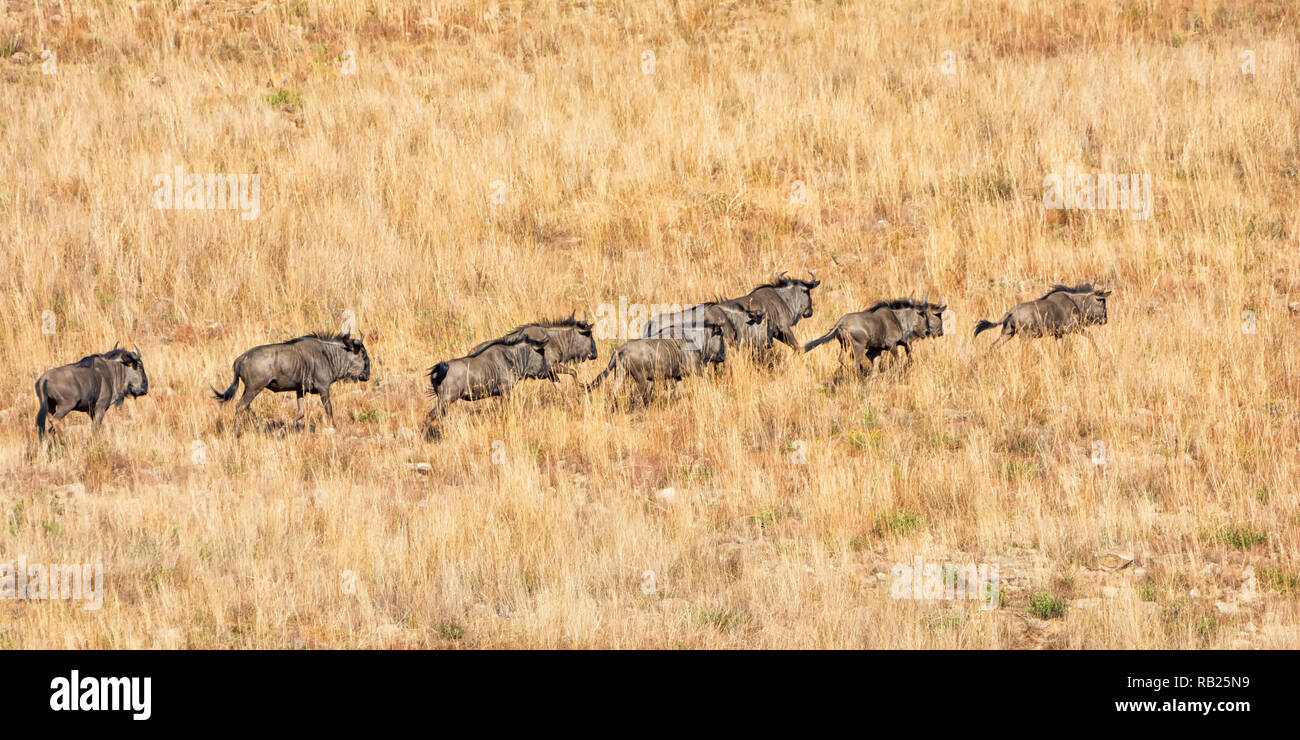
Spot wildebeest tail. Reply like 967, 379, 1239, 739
212, 364, 242, 402
803, 326, 839, 353
34, 377, 49, 438
584, 355, 619, 392
974, 314, 1009, 337
426, 362, 450, 398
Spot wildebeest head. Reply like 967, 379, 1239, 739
779, 272, 821, 318
338, 334, 371, 382
565, 314, 598, 361
924, 300, 947, 337
1080, 288, 1111, 326
103, 346, 149, 398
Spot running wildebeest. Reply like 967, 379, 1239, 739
212, 332, 370, 426
468, 314, 598, 377
974, 284, 1111, 349
423, 333, 568, 437
804, 298, 946, 375
35, 345, 148, 441
723, 273, 820, 353
644, 301, 770, 351
587, 322, 727, 402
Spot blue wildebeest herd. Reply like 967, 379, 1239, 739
32, 277, 1111, 444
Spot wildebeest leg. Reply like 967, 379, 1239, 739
234, 380, 267, 420
862, 348, 882, 375
88, 397, 113, 434
851, 343, 869, 376
893, 343, 911, 370
47, 404, 74, 442
319, 388, 334, 425
292, 391, 306, 428
776, 326, 801, 352
421, 397, 449, 440
988, 331, 1012, 351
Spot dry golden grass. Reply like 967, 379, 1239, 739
0, 0, 1298, 648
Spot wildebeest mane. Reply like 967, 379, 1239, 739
288, 331, 355, 345
749, 272, 816, 292
865, 298, 939, 312
466, 332, 542, 358
1039, 283, 1097, 299
503, 315, 592, 334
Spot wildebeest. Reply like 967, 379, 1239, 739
35, 346, 148, 441
723, 273, 820, 352
212, 332, 371, 426
644, 301, 770, 351
587, 323, 727, 402
423, 334, 568, 436
468, 314, 598, 377
974, 284, 1111, 349
804, 298, 946, 375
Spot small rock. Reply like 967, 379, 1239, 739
655, 487, 678, 504
1096, 552, 1133, 571
1189, 588, 1201, 598
409, 462, 431, 475
1214, 601, 1238, 615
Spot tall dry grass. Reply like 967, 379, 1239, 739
0, 0, 1297, 647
